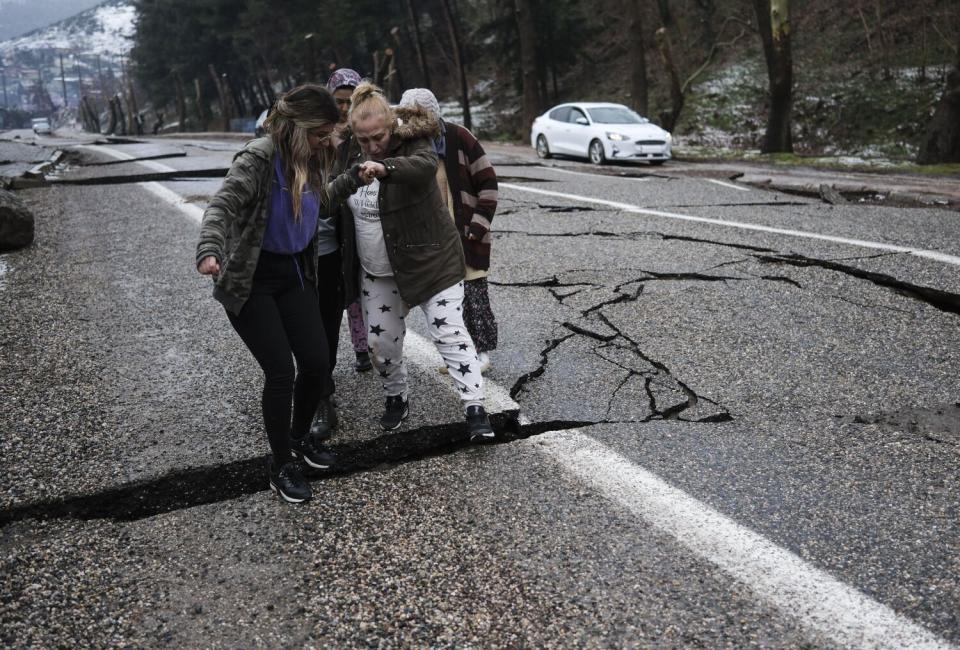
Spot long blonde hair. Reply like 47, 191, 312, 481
263, 84, 339, 218
348, 81, 396, 132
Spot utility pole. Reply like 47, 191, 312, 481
59, 52, 68, 107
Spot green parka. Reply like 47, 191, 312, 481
334, 105, 465, 307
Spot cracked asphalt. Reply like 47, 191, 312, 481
1, 128, 958, 647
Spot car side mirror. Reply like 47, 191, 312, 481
575, 117, 589, 126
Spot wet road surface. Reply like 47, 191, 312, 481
1, 129, 958, 647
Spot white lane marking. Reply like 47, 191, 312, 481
705, 177, 751, 191
538, 166, 651, 181
102, 143, 953, 648
530, 430, 954, 650
501, 182, 960, 267
405, 350, 952, 649
80, 145, 205, 222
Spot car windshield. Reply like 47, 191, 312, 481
586, 107, 648, 124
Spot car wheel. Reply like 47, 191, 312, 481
649, 159, 666, 166
535, 134, 551, 159
589, 140, 606, 165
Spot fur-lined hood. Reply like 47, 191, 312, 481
394, 104, 442, 140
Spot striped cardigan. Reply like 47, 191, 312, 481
441, 122, 498, 271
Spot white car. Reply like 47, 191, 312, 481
531, 102, 671, 165
31, 118, 52, 135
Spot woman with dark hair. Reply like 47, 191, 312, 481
336, 81, 495, 440
196, 84, 362, 503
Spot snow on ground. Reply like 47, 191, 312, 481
0, 0, 134, 59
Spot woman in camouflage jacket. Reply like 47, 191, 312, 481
196, 84, 362, 504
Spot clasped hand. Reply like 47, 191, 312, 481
357, 161, 386, 184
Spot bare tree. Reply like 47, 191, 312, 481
404, 0, 431, 89
439, 0, 471, 130
193, 78, 209, 131
753, 0, 793, 153
918, 30, 960, 164
655, 27, 683, 131
515, 0, 541, 136
655, 15, 750, 132
629, 0, 649, 116
174, 71, 187, 133
657, 0, 673, 28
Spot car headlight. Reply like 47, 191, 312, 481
606, 132, 629, 141
665, 133, 673, 144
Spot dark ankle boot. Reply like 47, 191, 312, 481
354, 351, 373, 372
309, 396, 338, 440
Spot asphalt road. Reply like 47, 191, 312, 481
1, 128, 958, 648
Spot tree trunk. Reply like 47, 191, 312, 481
208, 64, 231, 130
83, 95, 100, 133
515, 0, 541, 136
917, 41, 960, 164
225, 73, 246, 117
404, 0, 431, 88
193, 78, 209, 131
657, 0, 673, 28
753, 0, 793, 153
114, 95, 127, 135
105, 96, 117, 134
174, 71, 187, 132
655, 27, 683, 131
629, 0, 649, 116
694, 0, 717, 51
125, 81, 139, 135
440, 0, 471, 129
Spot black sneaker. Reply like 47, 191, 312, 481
309, 396, 338, 441
269, 461, 312, 503
466, 405, 495, 442
354, 351, 373, 372
380, 395, 409, 431
292, 433, 337, 470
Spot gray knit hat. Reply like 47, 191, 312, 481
399, 88, 441, 119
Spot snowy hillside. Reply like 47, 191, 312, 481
0, 0, 134, 61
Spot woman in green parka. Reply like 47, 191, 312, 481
334, 82, 495, 440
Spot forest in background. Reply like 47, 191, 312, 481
127, 0, 960, 163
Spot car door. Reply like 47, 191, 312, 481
567, 107, 593, 158
545, 106, 572, 154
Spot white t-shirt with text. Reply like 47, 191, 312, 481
348, 179, 393, 277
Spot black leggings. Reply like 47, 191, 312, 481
316, 249, 345, 384
227, 250, 332, 463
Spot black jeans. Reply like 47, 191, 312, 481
316, 249, 345, 386
227, 250, 331, 464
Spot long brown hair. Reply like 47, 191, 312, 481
263, 84, 339, 218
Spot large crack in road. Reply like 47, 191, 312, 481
0, 415, 615, 527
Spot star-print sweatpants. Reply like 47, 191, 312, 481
360, 274, 484, 405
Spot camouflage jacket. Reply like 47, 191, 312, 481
196, 137, 358, 315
